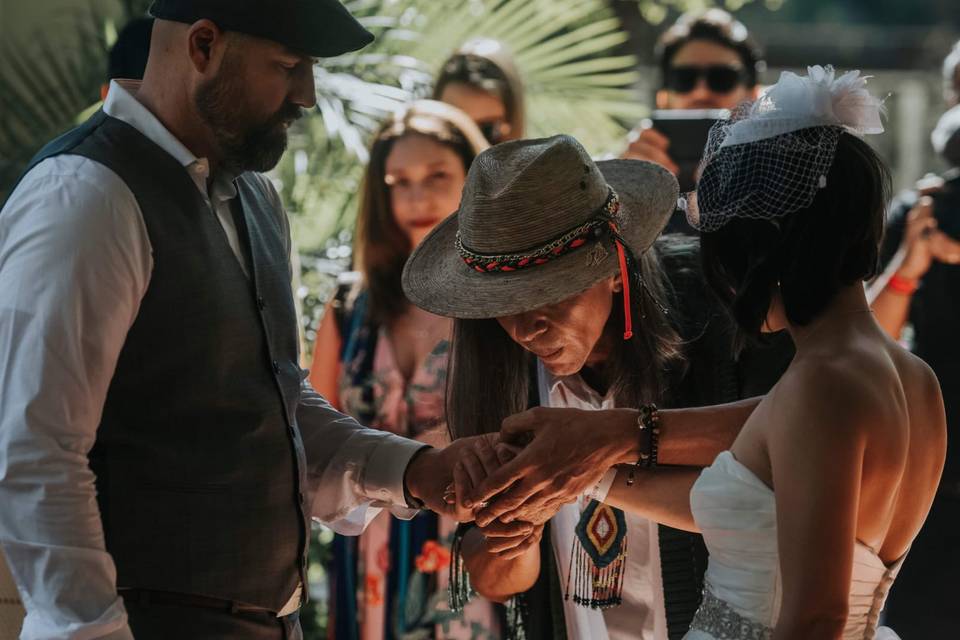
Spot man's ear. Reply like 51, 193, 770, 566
748, 84, 762, 100
186, 19, 224, 73
612, 273, 623, 294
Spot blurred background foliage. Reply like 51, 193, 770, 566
1, 0, 957, 635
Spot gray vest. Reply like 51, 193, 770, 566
17, 112, 308, 610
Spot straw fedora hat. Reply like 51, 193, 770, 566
402, 135, 679, 319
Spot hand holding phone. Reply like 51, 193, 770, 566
623, 126, 679, 176
625, 109, 727, 192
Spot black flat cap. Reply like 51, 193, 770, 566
149, 0, 374, 58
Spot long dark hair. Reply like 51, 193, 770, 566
699, 131, 891, 345
354, 101, 488, 324
446, 244, 684, 439
433, 38, 526, 141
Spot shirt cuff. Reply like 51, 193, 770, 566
362, 434, 429, 512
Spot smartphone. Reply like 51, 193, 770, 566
647, 109, 728, 193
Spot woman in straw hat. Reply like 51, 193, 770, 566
402, 134, 786, 639
452, 68, 947, 639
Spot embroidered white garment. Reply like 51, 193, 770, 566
684, 451, 905, 639
538, 363, 668, 640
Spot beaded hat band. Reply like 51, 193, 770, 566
401, 135, 679, 321
455, 190, 622, 274
453, 188, 644, 340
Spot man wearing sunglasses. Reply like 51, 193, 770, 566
624, 9, 764, 177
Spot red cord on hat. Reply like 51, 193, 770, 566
610, 222, 633, 341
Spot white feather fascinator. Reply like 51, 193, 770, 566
686, 65, 885, 232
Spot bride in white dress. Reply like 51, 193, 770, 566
602, 67, 948, 639
463, 66, 948, 639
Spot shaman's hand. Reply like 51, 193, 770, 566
468, 407, 637, 527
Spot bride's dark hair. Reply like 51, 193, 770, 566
699, 131, 891, 344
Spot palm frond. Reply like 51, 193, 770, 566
0, 3, 109, 202
282, 0, 647, 254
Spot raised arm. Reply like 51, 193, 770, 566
867, 197, 932, 339
868, 195, 960, 339
469, 397, 761, 527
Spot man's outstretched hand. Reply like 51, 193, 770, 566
467, 407, 638, 527
404, 434, 504, 521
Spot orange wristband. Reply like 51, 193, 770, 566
887, 274, 919, 295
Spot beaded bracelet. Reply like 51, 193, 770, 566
626, 403, 660, 486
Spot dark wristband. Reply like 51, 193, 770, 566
626, 403, 660, 486
402, 445, 432, 509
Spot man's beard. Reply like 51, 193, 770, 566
195, 57, 303, 174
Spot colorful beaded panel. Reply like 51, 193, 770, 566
456, 190, 622, 273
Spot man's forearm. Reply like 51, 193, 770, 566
461, 528, 540, 603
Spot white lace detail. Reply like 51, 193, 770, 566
684, 65, 885, 232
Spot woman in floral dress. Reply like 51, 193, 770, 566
309, 100, 500, 640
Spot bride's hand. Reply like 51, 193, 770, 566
469, 407, 636, 527
450, 435, 546, 557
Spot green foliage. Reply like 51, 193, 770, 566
278, 0, 647, 254
0, 4, 110, 200
624, 0, 783, 27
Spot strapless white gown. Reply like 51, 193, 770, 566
684, 451, 904, 640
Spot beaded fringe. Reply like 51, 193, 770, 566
564, 531, 628, 609
450, 529, 529, 640
505, 596, 529, 640
448, 525, 473, 612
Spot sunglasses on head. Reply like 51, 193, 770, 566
666, 65, 747, 94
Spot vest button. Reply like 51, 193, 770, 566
272, 360, 281, 374
256, 296, 266, 310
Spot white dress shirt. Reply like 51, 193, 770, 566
0, 80, 424, 640
539, 363, 668, 640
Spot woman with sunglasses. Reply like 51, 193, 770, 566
433, 38, 526, 145
625, 9, 763, 178
309, 101, 500, 640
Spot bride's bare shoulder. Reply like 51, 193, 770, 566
776, 341, 944, 443
774, 353, 899, 435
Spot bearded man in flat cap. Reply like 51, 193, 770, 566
0, 2, 468, 638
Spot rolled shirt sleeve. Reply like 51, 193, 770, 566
297, 379, 426, 535
265, 173, 429, 535
0, 157, 150, 640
